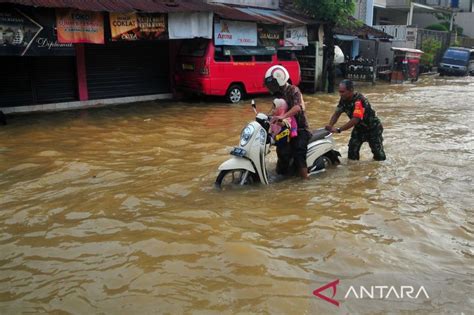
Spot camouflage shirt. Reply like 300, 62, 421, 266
336, 92, 381, 129
281, 84, 309, 130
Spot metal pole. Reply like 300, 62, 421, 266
407, 2, 414, 26
449, 11, 454, 31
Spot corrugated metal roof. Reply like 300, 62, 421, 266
334, 17, 392, 39
0, 0, 216, 12
0, 0, 317, 25
210, 4, 316, 25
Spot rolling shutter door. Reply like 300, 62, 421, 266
0, 57, 34, 107
85, 41, 169, 100
0, 56, 76, 107
33, 57, 77, 104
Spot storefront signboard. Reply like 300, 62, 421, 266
56, 9, 104, 44
214, 20, 257, 46
0, 8, 74, 56
284, 25, 308, 47
257, 24, 283, 47
109, 12, 167, 41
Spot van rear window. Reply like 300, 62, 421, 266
226, 46, 275, 56
179, 39, 208, 57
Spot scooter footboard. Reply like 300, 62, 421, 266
218, 157, 255, 173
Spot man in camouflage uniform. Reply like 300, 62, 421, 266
325, 80, 386, 161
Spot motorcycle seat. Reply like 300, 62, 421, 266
309, 129, 330, 143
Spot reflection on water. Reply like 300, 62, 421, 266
0, 75, 473, 313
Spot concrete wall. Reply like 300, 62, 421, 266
374, 8, 408, 25
354, 0, 368, 22
359, 40, 395, 63
413, 12, 474, 38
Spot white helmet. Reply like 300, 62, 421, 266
264, 65, 290, 94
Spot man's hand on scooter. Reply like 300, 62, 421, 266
325, 125, 337, 133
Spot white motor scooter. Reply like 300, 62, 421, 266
215, 100, 340, 188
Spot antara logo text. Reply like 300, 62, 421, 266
313, 279, 430, 307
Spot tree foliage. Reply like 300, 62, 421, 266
294, 0, 355, 25
294, 0, 355, 93
420, 38, 442, 70
425, 23, 449, 32
432, 12, 463, 35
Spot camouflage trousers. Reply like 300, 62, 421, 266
348, 124, 386, 161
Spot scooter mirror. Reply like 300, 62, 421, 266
251, 99, 257, 114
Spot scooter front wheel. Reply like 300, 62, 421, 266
215, 169, 256, 190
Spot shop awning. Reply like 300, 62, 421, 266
334, 34, 358, 41
211, 4, 316, 25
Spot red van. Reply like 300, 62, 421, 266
174, 39, 301, 103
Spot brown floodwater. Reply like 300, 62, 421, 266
0, 75, 473, 314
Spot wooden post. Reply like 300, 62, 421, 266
75, 44, 89, 101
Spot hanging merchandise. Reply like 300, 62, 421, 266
214, 19, 257, 46
168, 12, 212, 39
0, 7, 74, 56
56, 9, 104, 44
109, 12, 167, 41
284, 25, 308, 47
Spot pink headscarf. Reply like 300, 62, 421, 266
270, 98, 298, 137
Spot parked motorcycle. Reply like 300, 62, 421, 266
215, 100, 341, 189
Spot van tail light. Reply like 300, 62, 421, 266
200, 65, 209, 75
199, 59, 209, 76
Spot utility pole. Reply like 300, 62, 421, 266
449, 0, 459, 46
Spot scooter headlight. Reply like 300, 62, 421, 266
240, 125, 255, 147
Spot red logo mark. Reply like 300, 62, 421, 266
313, 279, 340, 307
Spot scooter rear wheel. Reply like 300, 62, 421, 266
215, 169, 255, 190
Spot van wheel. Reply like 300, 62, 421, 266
227, 85, 244, 103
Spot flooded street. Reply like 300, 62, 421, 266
0, 76, 473, 313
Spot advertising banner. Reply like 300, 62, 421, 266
257, 24, 283, 47
110, 12, 167, 41
56, 9, 104, 44
284, 25, 308, 47
214, 20, 257, 46
0, 8, 74, 56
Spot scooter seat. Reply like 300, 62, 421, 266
309, 128, 330, 143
